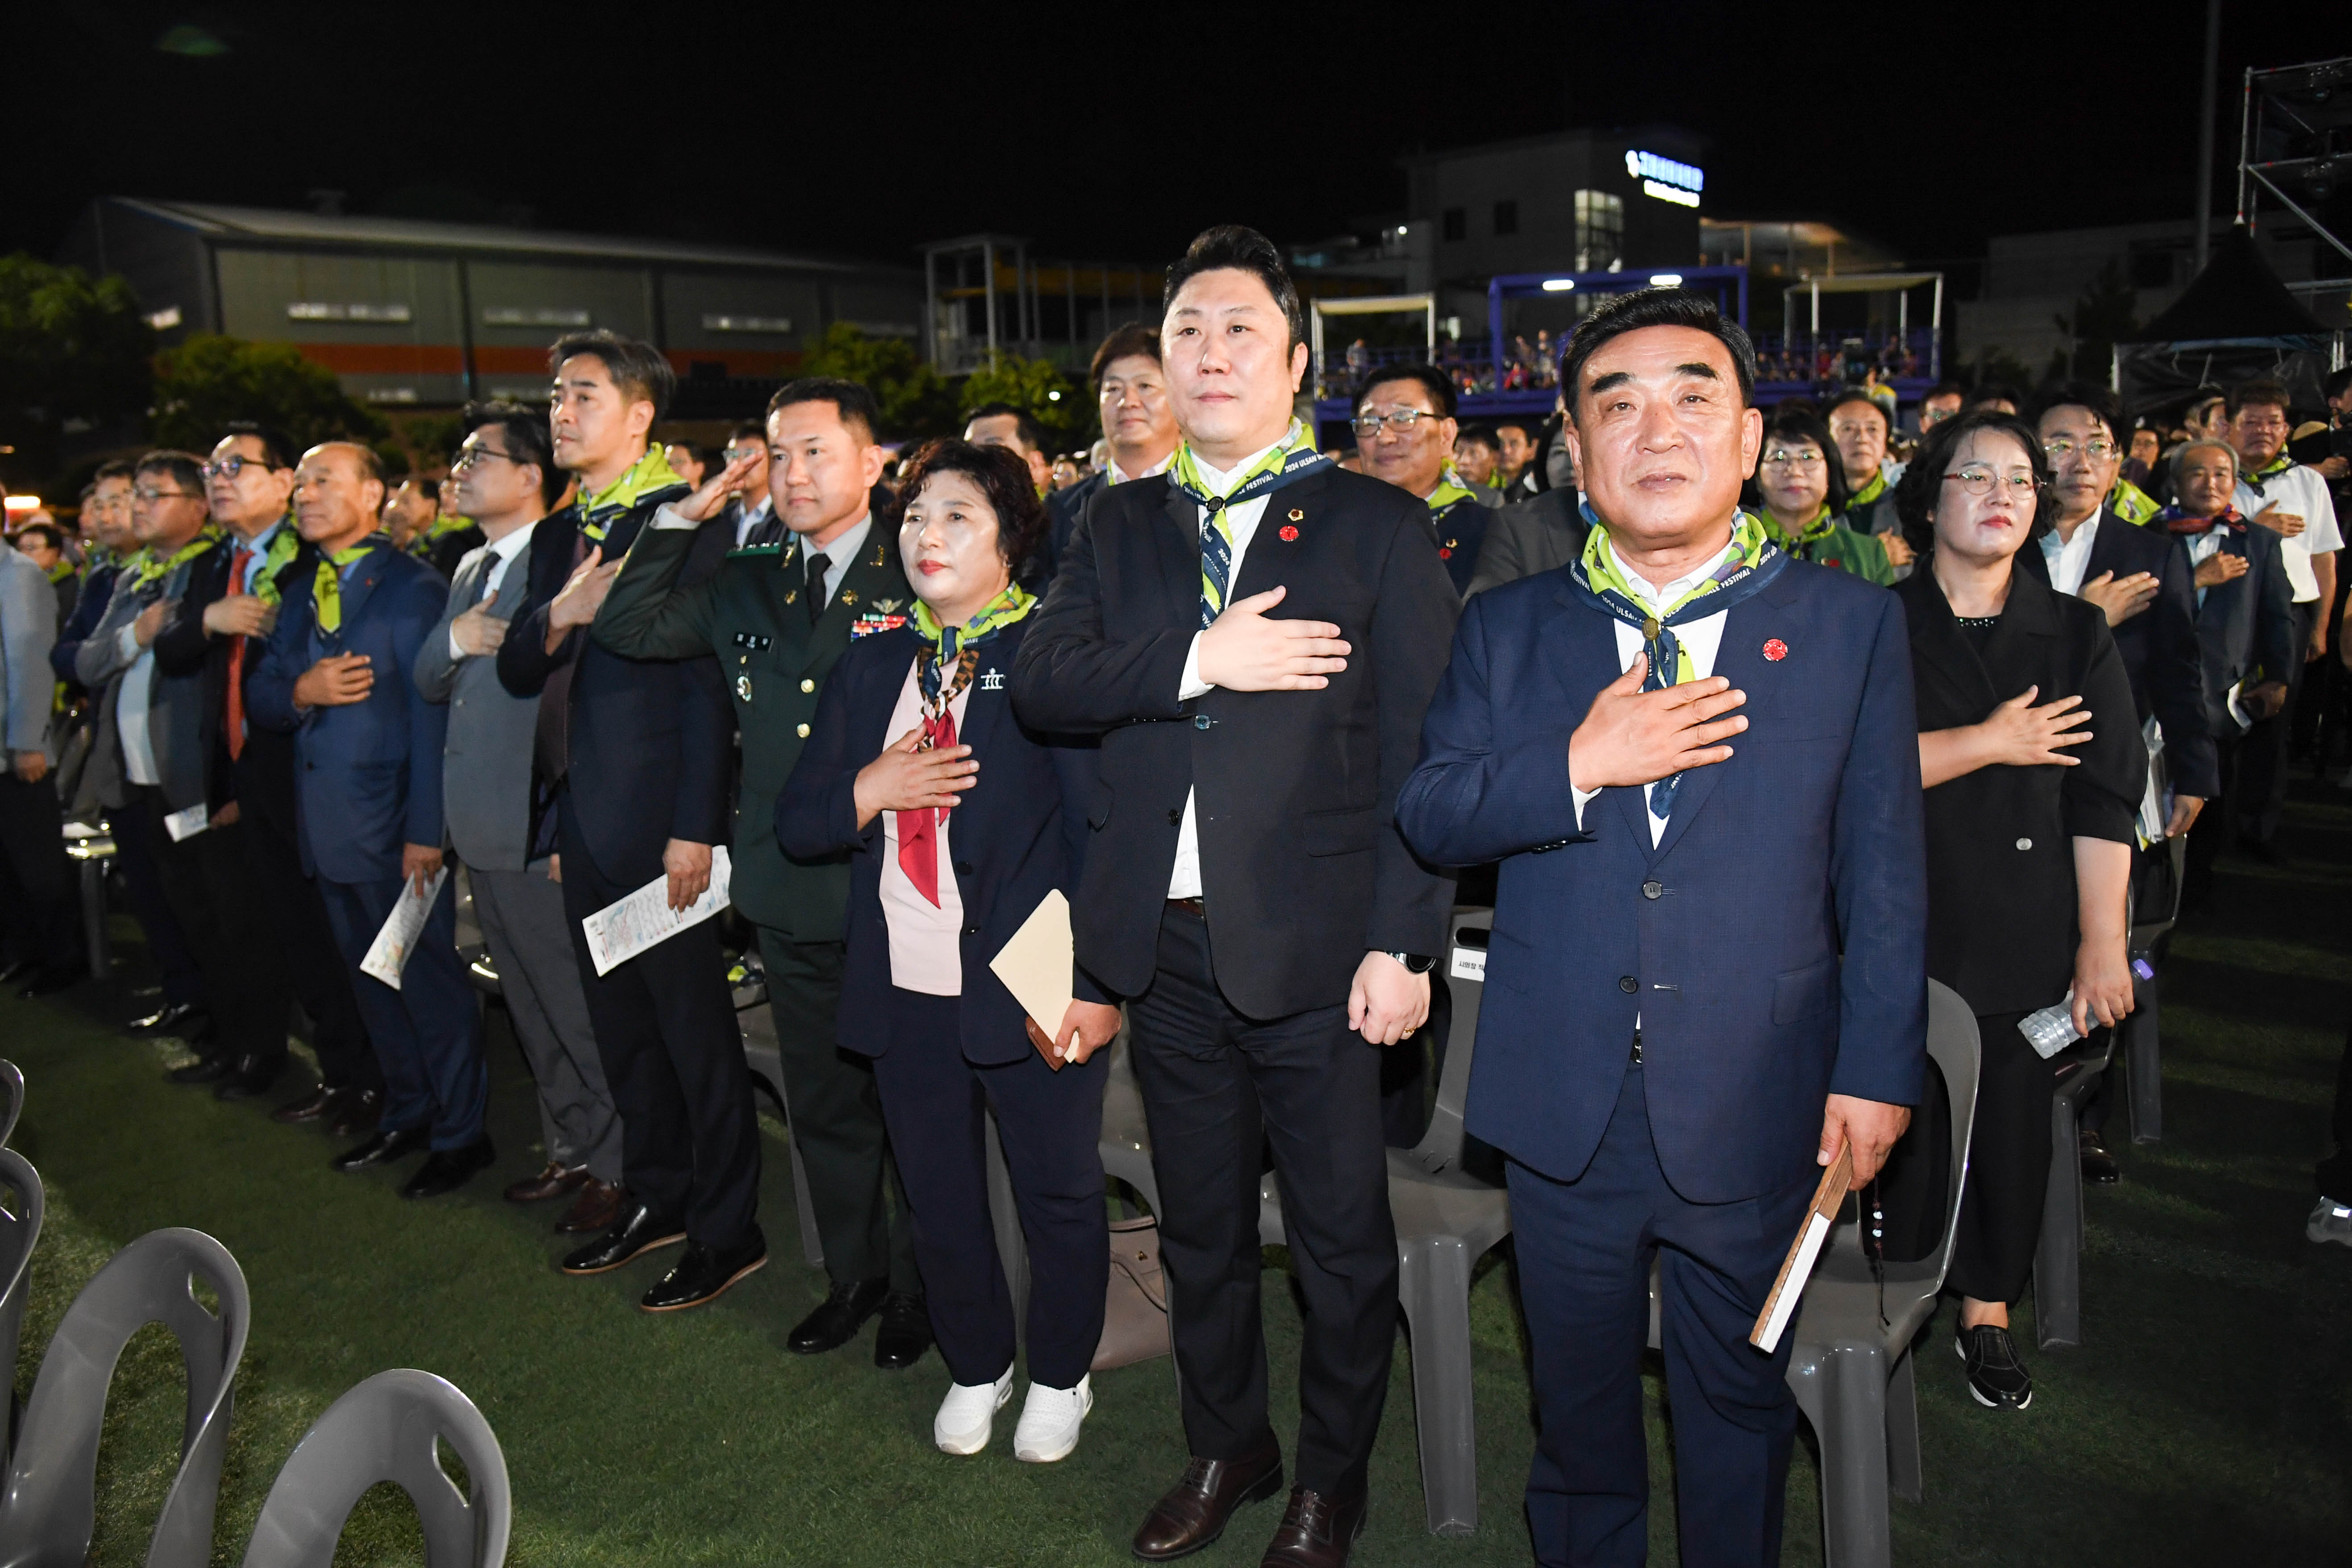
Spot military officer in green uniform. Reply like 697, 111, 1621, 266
593, 376, 928, 1367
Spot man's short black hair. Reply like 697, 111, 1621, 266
463, 399, 563, 506
1823, 386, 1891, 432
1558, 287, 1755, 423
1356, 363, 1457, 420
769, 377, 880, 445
963, 401, 1047, 455
1456, 422, 1501, 456
1922, 380, 1968, 405
1964, 382, 2022, 412
217, 420, 299, 471
133, 449, 207, 496
1892, 408, 2056, 560
92, 458, 136, 484
1493, 417, 1535, 442
2323, 366, 2352, 402
2227, 377, 2292, 419
1161, 224, 1306, 351
549, 328, 675, 419
13, 522, 64, 553
1089, 323, 1162, 394
729, 419, 766, 445
2031, 382, 2123, 440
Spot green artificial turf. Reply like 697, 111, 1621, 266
5, 789, 2349, 1565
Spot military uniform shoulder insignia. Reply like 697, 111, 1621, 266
726, 543, 784, 558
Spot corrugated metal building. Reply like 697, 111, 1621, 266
56, 198, 926, 412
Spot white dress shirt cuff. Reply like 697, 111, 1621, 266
1571, 784, 1602, 829
651, 502, 700, 532
115, 622, 141, 660
2226, 681, 2252, 731
448, 626, 470, 662
1178, 633, 1212, 701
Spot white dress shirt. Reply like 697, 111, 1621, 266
2039, 513, 2102, 597
1568, 552, 1735, 846
1107, 450, 1173, 486
2235, 463, 2342, 604
447, 520, 539, 662
1167, 435, 1285, 900
732, 495, 774, 548
114, 625, 160, 786
879, 659, 973, 995
653, 506, 872, 608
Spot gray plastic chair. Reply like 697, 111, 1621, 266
0, 1059, 21, 1149
1782, 979, 1981, 1568
1257, 907, 1507, 1537
738, 1004, 828, 1270
239, 1369, 509, 1568
0, 1149, 44, 1469
0, 1226, 248, 1568
2121, 833, 2186, 1145
62, 822, 113, 983
2034, 1030, 2117, 1352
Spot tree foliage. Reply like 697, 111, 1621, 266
0, 254, 155, 482
793, 323, 958, 441
958, 352, 1086, 453
150, 334, 386, 455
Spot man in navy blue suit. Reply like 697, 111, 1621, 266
249, 442, 492, 1198
1397, 289, 1927, 1567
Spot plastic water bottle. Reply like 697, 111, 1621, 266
2019, 993, 2083, 1059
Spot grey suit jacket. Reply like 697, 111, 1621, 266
0, 543, 58, 763
72, 546, 213, 813
413, 542, 538, 870
1463, 487, 1590, 598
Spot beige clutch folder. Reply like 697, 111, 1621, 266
1750, 1145, 1853, 1354
990, 890, 1077, 1070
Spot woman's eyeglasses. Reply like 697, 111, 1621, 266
1942, 467, 2040, 498
1759, 449, 1824, 470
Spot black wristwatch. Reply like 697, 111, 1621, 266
1382, 950, 1438, 974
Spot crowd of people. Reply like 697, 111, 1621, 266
2, 222, 2350, 1568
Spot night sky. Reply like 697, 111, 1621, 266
11, 2, 2346, 275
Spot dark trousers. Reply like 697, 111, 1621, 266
317, 871, 486, 1148
136, 786, 282, 1064
871, 986, 1108, 1388
0, 772, 77, 973
557, 807, 759, 1251
755, 928, 918, 1290
1945, 1008, 2051, 1304
1507, 1066, 1812, 1568
2234, 601, 2315, 846
241, 757, 376, 1090
1127, 903, 1396, 1500
106, 787, 204, 1006
2318, 1014, 2352, 1203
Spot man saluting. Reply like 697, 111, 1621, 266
1398, 288, 1926, 1567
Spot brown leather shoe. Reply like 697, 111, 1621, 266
556, 1178, 628, 1234
323, 1087, 383, 1139
505, 1161, 590, 1203
1132, 1439, 1283, 1561
271, 1084, 333, 1124
1257, 1488, 1365, 1568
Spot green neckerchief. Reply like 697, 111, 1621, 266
2109, 479, 2160, 526
1579, 510, 1776, 685
913, 581, 1037, 705
410, 511, 474, 558
1166, 418, 1332, 625
312, 535, 389, 634
580, 446, 685, 543
2248, 451, 2294, 483
126, 527, 222, 591
242, 519, 304, 607
1762, 502, 1840, 553
43, 558, 75, 585
1848, 469, 1889, 509
1424, 464, 1481, 518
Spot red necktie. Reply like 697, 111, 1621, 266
895, 710, 957, 906
225, 543, 253, 761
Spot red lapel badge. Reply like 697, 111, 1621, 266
1278, 525, 1299, 541
1762, 638, 1788, 662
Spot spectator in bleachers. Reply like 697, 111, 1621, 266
1353, 363, 1487, 596
1452, 423, 1503, 498
1892, 407, 2144, 1412
1919, 381, 1966, 432
1747, 405, 1893, 583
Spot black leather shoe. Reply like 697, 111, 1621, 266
168, 1053, 235, 1086
323, 1087, 384, 1138
873, 1290, 933, 1369
271, 1084, 334, 1124
214, 1054, 286, 1102
786, 1276, 889, 1355
560, 1201, 688, 1275
1258, 1486, 1367, 1568
640, 1234, 768, 1312
1132, 1439, 1285, 1560
399, 1137, 498, 1199
331, 1126, 430, 1172
130, 1001, 208, 1037
15, 964, 80, 998
2079, 1128, 2120, 1185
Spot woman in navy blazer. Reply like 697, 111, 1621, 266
776, 440, 1118, 1465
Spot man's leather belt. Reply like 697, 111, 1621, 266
1168, 896, 1207, 919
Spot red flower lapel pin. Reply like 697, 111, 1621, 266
1762, 638, 1788, 662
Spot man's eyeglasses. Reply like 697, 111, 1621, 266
1942, 467, 2041, 498
722, 444, 764, 463
1350, 408, 1441, 435
2040, 437, 2118, 461
1759, 449, 1824, 470
200, 456, 286, 481
132, 485, 202, 503
451, 447, 521, 471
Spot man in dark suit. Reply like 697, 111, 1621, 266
247, 442, 491, 1198
1352, 363, 1489, 597
713, 421, 778, 548
1037, 324, 1179, 586
497, 330, 759, 1314
1013, 226, 1458, 1568
1464, 402, 1590, 601
591, 376, 927, 1362
2170, 440, 2299, 910
1397, 287, 1926, 1568
155, 423, 382, 1119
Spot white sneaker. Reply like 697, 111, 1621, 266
2308, 1197, 2352, 1248
1012, 1374, 1094, 1463
933, 1369, 1015, 1456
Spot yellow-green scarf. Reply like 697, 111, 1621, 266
245, 519, 303, 607
409, 511, 476, 558
1424, 465, 1481, 518
1848, 469, 1890, 509
913, 581, 1037, 703
1762, 502, 1839, 553
312, 536, 388, 634
126, 527, 222, 590
1166, 418, 1332, 628
581, 446, 685, 543
1577, 510, 1777, 686
43, 558, 74, 586
2109, 479, 2160, 526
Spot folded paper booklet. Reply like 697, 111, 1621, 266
1750, 1144, 1853, 1355
360, 868, 449, 990
163, 803, 211, 842
580, 845, 732, 978
991, 889, 1076, 1071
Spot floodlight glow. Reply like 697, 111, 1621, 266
1541, 278, 1576, 292
1649, 274, 1684, 287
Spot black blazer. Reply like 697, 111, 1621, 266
1898, 567, 2146, 1016
1011, 465, 1460, 1018
152, 528, 324, 818
2183, 518, 2297, 739
2014, 507, 2217, 799
776, 620, 1106, 1063
1031, 471, 1103, 590
495, 485, 734, 886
